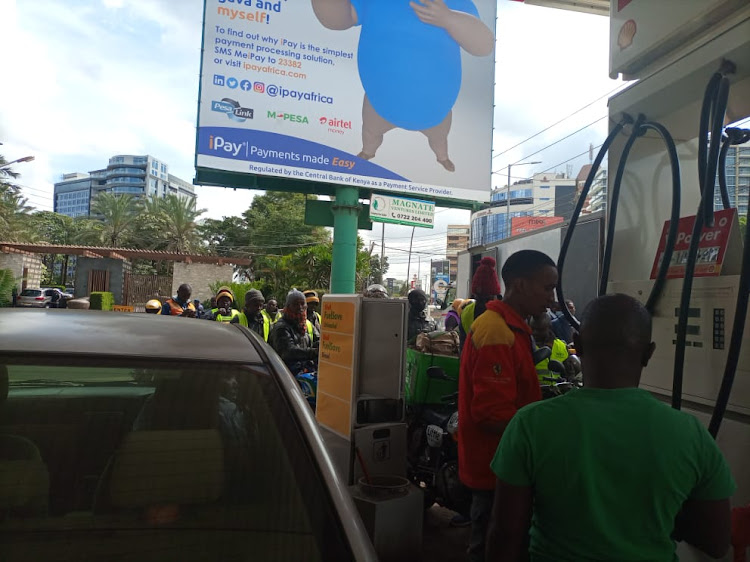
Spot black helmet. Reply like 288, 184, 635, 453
365, 284, 388, 299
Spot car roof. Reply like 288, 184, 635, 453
0, 309, 263, 364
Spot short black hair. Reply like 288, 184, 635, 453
501, 250, 556, 285
580, 294, 652, 351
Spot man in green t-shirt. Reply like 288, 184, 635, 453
487, 293, 735, 561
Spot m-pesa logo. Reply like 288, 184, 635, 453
208, 135, 247, 157
266, 111, 309, 124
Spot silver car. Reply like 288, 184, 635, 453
0, 309, 377, 562
16, 287, 66, 308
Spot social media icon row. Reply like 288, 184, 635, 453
213, 74, 265, 93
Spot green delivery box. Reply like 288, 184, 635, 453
405, 348, 460, 406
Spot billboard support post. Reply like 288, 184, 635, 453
331, 186, 361, 294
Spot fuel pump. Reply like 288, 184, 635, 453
554, 2, 750, 559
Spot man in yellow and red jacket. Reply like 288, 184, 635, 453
458, 250, 558, 562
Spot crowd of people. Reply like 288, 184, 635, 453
141, 251, 736, 560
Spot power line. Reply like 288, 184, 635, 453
493, 115, 609, 175
492, 84, 626, 160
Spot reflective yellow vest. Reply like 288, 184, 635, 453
306, 319, 314, 340
212, 308, 239, 323
536, 338, 569, 383
237, 312, 271, 342
460, 301, 476, 336
262, 309, 281, 324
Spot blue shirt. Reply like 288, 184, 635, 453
350, 0, 480, 131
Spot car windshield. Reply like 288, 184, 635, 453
0, 359, 352, 561
19, 290, 41, 297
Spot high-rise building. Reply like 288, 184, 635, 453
470, 172, 576, 247
713, 143, 750, 216
446, 225, 470, 282
54, 155, 196, 218
579, 166, 608, 215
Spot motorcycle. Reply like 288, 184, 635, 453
290, 360, 318, 410
541, 357, 583, 399
406, 366, 470, 514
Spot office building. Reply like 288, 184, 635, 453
578, 166, 608, 215
54, 155, 196, 218
470, 172, 576, 247
713, 143, 750, 216
446, 225, 469, 282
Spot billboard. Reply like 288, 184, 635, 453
370, 194, 435, 228
195, 0, 497, 203
511, 216, 564, 236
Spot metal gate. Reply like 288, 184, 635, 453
123, 274, 173, 311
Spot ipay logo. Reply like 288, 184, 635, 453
208, 135, 247, 157
267, 111, 309, 124
211, 98, 254, 122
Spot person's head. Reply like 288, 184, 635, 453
209, 296, 217, 309
243, 289, 265, 316
529, 314, 552, 344
145, 299, 162, 315
266, 298, 279, 315
177, 283, 192, 303
565, 299, 576, 316
575, 294, 655, 389
304, 290, 320, 313
451, 298, 464, 313
407, 288, 428, 314
284, 289, 308, 330
365, 284, 388, 299
220, 374, 239, 402
500, 250, 558, 318
471, 257, 501, 302
215, 287, 234, 311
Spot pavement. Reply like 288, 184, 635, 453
422, 504, 471, 562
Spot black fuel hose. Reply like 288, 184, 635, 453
555, 116, 631, 331
708, 128, 750, 437
672, 74, 730, 410
598, 116, 682, 313
717, 134, 732, 209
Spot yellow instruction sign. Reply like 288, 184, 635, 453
321, 301, 355, 334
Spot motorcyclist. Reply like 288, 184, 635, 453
263, 297, 282, 324
231, 289, 270, 342
208, 287, 239, 323
407, 288, 437, 342
303, 290, 322, 333
364, 284, 388, 298
269, 290, 320, 373
530, 313, 570, 383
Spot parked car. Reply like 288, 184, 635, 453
0, 310, 377, 562
16, 288, 72, 308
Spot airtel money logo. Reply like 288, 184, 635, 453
319, 116, 352, 135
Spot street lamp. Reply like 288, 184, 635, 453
0, 155, 35, 170
506, 160, 541, 238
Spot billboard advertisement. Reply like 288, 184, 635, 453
370, 194, 435, 228
195, 0, 497, 203
511, 216, 564, 236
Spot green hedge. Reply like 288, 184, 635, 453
0, 269, 14, 308
90, 291, 114, 311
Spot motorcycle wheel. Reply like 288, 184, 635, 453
436, 461, 471, 516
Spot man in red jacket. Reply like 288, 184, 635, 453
458, 249, 557, 562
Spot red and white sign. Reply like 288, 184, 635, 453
511, 216, 564, 236
650, 208, 736, 279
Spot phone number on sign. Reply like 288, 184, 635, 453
394, 214, 432, 223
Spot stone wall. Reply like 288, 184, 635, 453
172, 262, 234, 303
74, 257, 128, 304
0, 252, 43, 289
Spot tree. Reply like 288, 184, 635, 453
0, 155, 33, 242
90, 192, 140, 247
139, 194, 206, 253
368, 255, 389, 285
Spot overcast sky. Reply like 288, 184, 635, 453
0, 0, 619, 283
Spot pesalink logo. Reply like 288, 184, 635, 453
208, 135, 247, 157
253, 82, 265, 93
212, 98, 254, 122
267, 111, 309, 124
319, 116, 352, 135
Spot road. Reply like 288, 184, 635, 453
423, 505, 471, 562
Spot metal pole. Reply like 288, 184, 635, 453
380, 222, 385, 264
405, 226, 415, 288
506, 164, 511, 239
330, 186, 360, 293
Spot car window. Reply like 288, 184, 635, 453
19, 290, 41, 297
0, 360, 353, 562
44, 290, 55, 296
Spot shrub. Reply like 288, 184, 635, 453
90, 291, 114, 311
0, 269, 15, 308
